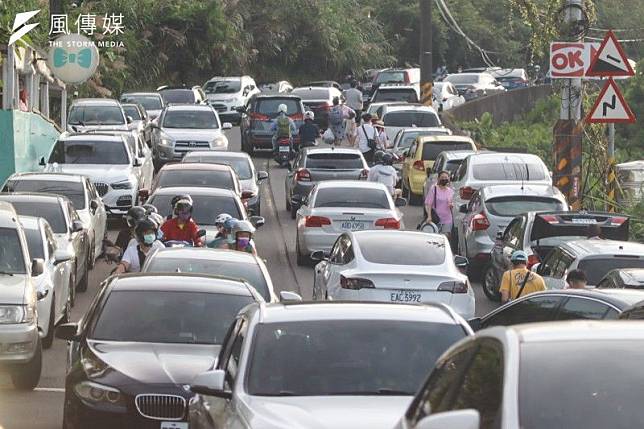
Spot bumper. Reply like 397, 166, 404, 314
0, 323, 39, 364
465, 232, 494, 259
248, 132, 274, 149
299, 228, 340, 254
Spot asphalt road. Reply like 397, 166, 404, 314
0, 127, 498, 429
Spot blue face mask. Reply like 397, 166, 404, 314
143, 233, 156, 245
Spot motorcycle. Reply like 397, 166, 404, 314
275, 137, 292, 168
162, 229, 207, 248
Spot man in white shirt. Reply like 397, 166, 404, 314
343, 81, 363, 123
357, 113, 379, 165
115, 218, 164, 273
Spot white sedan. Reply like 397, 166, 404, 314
295, 181, 406, 266
312, 230, 475, 318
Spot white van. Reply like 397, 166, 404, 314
203, 75, 260, 124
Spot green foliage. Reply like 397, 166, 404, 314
616, 59, 644, 161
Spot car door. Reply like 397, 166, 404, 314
87, 179, 107, 253
480, 294, 564, 328
555, 297, 619, 321
67, 201, 88, 274
490, 217, 523, 275
44, 223, 67, 321
325, 235, 355, 298
315, 235, 351, 299
136, 135, 154, 189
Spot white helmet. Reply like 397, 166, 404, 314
304, 111, 315, 120
278, 103, 288, 114
215, 213, 232, 226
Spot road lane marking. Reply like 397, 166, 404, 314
34, 387, 65, 393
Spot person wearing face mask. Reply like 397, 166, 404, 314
231, 220, 257, 255
424, 170, 454, 239
208, 213, 233, 249
160, 197, 204, 246
115, 218, 164, 273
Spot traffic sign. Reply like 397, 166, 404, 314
586, 78, 635, 123
586, 30, 635, 77
549, 42, 599, 78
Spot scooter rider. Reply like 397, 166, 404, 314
270, 103, 297, 156
115, 206, 147, 254
160, 197, 204, 246
115, 218, 164, 273
166, 194, 193, 220
208, 213, 233, 249
298, 111, 320, 149
368, 151, 400, 197
232, 220, 257, 255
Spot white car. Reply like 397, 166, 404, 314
3, 172, 107, 266
41, 133, 143, 215
295, 181, 406, 266
20, 216, 73, 349
312, 230, 475, 318
189, 301, 473, 429
432, 82, 465, 111
66, 98, 130, 132
381, 105, 443, 141
203, 75, 260, 124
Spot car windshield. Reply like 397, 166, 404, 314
384, 111, 439, 128
7, 201, 66, 233
305, 153, 363, 169
520, 340, 644, 429
375, 71, 406, 84
159, 89, 196, 104
473, 162, 546, 181
121, 95, 162, 110
148, 194, 241, 225
23, 227, 44, 260
578, 258, 644, 285
183, 156, 252, 180
247, 320, 465, 396
421, 142, 472, 160
291, 88, 329, 100
399, 130, 449, 149
68, 106, 125, 125
157, 170, 234, 190
0, 228, 26, 274
48, 140, 129, 165
373, 89, 418, 103
486, 196, 565, 217
92, 290, 253, 344
122, 105, 142, 120
255, 99, 301, 117
145, 258, 270, 301
314, 188, 390, 209
358, 234, 446, 265
4, 180, 85, 210
204, 80, 242, 94
162, 110, 218, 129
445, 74, 480, 84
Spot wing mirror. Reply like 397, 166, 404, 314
31, 258, 44, 276
257, 171, 269, 181
190, 369, 231, 398
454, 255, 469, 271
55, 322, 80, 341
496, 231, 504, 240
415, 409, 480, 429
197, 229, 207, 238
279, 291, 302, 302
459, 204, 468, 214
467, 317, 482, 332
90, 200, 99, 212
222, 122, 233, 130
133, 158, 142, 167
310, 250, 329, 262
249, 216, 265, 228
39, 156, 46, 167
71, 220, 84, 233
126, 116, 133, 124
53, 249, 73, 265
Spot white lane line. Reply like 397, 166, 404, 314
34, 387, 65, 393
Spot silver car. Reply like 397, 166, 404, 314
285, 147, 369, 219
189, 301, 472, 429
67, 98, 129, 132
443, 72, 506, 101
422, 150, 476, 208
295, 181, 406, 265
120, 91, 165, 120
456, 184, 568, 269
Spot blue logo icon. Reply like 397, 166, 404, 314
53, 47, 92, 68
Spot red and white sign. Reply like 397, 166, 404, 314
587, 30, 635, 78
549, 42, 599, 78
586, 78, 635, 123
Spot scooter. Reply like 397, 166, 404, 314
275, 137, 292, 168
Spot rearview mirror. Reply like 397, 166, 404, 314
90, 200, 99, 212
222, 122, 233, 130
53, 250, 73, 265
249, 216, 265, 228
257, 171, 269, 181
31, 258, 44, 276
415, 409, 480, 429
279, 291, 302, 302
71, 220, 84, 233
310, 250, 328, 261
394, 197, 407, 207
454, 255, 469, 269
190, 369, 231, 398
55, 322, 80, 341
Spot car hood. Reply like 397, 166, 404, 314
0, 274, 31, 305
162, 128, 224, 141
45, 163, 133, 182
89, 340, 219, 385
243, 395, 411, 429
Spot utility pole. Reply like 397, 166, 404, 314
419, 0, 433, 107
607, 122, 616, 211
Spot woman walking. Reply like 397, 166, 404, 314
424, 170, 454, 239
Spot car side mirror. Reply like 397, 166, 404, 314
31, 258, 44, 276
235, 106, 246, 113
415, 409, 480, 429
126, 116, 133, 124
197, 229, 207, 238
454, 255, 469, 270
459, 204, 468, 214
279, 291, 302, 302
71, 220, 84, 233
133, 158, 142, 167
257, 171, 269, 181
467, 317, 482, 332
496, 231, 504, 240
531, 263, 541, 273
53, 249, 73, 265
222, 122, 233, 130
249, 216, 265, 228
394, 197, 407, 207
138, 189, 150, 202
55, 322, 80, 341
39, 156, 46, 167
90, 200, 99, 212
310, 250, 329, 261
190, 369, 231, 398
291, 194, 304, 208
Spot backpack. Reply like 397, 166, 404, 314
328, 107, 344, 126
276, 115, 291, 138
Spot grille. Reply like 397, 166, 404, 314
135, 394, 186, 421
94, 182, 109, 196
175, 141, 210, 152
116, 195, 132, 207
211, 104, 227, 112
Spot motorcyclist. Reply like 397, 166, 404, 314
270, 103, 297, 157
160, 197, 204, 246
207, 213, 233, 249
115, 206, 147, 254
368, 151, 400, 197
223, 217, 239, 248
231, 220, 257, 255
142, 203, 158, 215
166, 194, 193, 220
298, 111, 320, 149
115, 218, 164, 273
148, 212, 166, 240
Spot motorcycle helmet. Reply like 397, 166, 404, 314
373, 150, 385, 165
142, 203, 158, 215
173, 198, 193, 215
215, 213, 233, 227
125, 206, 147, 228
382, 152, 394, 165
304, 111, 315, 121
223, 217, 239, 232
148, 213, 164, 229
134, 218, 158, 244
278, 103, 288, 114
170, 194, 193, 208
232, 220, 256, 236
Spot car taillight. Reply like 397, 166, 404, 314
304, 216, 331, 228
359, 169, 369, 180
375, 218, 400, 229
470, 213, 490, 231
437, 281, 468, 294
320, 103, 332, 111
295, 168, 311, 182
241, 191, 255, 200
250, 112, 270, 121
340, 275, 375, 290
459, 186, 475, 200
289, 113, 304, 121
527, 254, 540, 269
413, 160, 425, 171
610, 216, 627, 225
539, 214, 558, 224
404, 71, 411, 84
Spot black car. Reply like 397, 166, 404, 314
469, 288, 644, 331
238, 94, 304, 155
56, 273, 262, 429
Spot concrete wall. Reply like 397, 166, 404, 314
443, 85, 556, 125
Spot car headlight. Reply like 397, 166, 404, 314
211, 136, 227, 148
159, 136, 173, 146
111, 179, 133, 190
0, 304, 35, 324
81, 347, 109, 378
74, 381, 124, 408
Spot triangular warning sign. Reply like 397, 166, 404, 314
587, 30, 635, 77
586, 78, 636, 123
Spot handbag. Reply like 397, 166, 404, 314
430, 186, 441, 224
361, 125, 377, 150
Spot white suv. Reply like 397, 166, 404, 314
203, 76, 260, 124
67, 98, 130, 132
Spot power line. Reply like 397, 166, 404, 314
590, 27, 644, 33
585, 36, 644, 43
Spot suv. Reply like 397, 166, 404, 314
239, 94, 305, 155
120, 92, 165, 119
370, 84, 420, 104
537, 239, 644, 290
443, 72, 506, 101
157, 85, 206, 104
0, 201, 44, 389
150, 104, 232, 167
203, 76, 260, 124
372, 68, 420, 92
67, 98, 129, 132
291, 86, 343, 128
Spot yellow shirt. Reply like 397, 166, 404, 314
499, 268, 546, 300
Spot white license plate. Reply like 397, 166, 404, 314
161, 423, 188, 429
279, 145, 290, 152
390, 290, 422, 303
571, 218, 596, 224
341, 221, 366, 230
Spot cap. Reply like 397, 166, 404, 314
510, 250, 528, 263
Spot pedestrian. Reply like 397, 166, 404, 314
424, 170, 454, 239
372, 117, 389, 149
357, 112, 379, 164
499, 250, 547, 304
343, 80, 363, 125
587, 224, 603, 239
327, 96, 355, 145
566, 269, 588, 289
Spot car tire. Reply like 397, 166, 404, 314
87, 239, 96, 270
482, 262, 501, 301
42, 299, 56, 349
296, 239, 309, 266
290, 205, 297, 220
286, 193, 291, 211
76, 265, 88, 293
69, 271, 76, 307
11, 339, 42, 390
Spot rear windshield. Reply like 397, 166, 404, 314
291, 88, 329, 100
148, 194, 241, 225
314, 188, 390, 209
255, 99, 301, 116
122, 105, 142, 120
384, 111, 439, 128
358, 235, 446, 265
375, 71, 407, 84
183, 156, 252, 180
48, 140, 129, 165
159, 89, 196, 104
473, 163, 546, 181
305, 153, 363, 169
399, 130, 449, 149
8, 201, 66, 233
579, 258, 644, 285
373, 89, 418, 103
23, 227, 44, 260
421, 142, 473, 160
4, 180, 85, 210
157, 170, 234, 190
120, 95, 162, 111
68, 105, 125, 126
204, 80, 241, 94
445, 74, 480, 84
0, 228, 26, 274
486, 196, 564, 217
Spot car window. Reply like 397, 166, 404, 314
467, 192, 481, 213
551, 252, 575, 279
485, 197, 565, 218
357, 234, 446, 265
255, 99, 301, 116
184, 156, 253, 180
162, 110, 218, 129
204, 79, 242, 94
329, 237, 344, 264
68, 105, 125, 125
538, 249, 560, 276
339, 236, 354, 264
226, 320, 246, 384
483, 295, 562, 328
432, 155, 443, 173
472, 162, 546, 181
159, 89, 196, 104
6, 201, 67, 233
0, 228, 27, 274
504, 218, 524, 249
384, 111, 439, 128
556, 298, 613, 321
4, 179, 86, 210
375, 71, 407, 84
23, 227, 45, 260
48, 140, 129, 165
455, 158, 468, 182
148, 194, 242, 225
421, 142, 472, 160
373, 89, 418, 103
44, 224, 57, 256
314, 188, 390, 209
156, 170, 234, 190
122, 105, 142, 120
305, 153, 364, 169
121, 94, 163, 111
291, 88, 329, 99
578, 258, 644, 285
